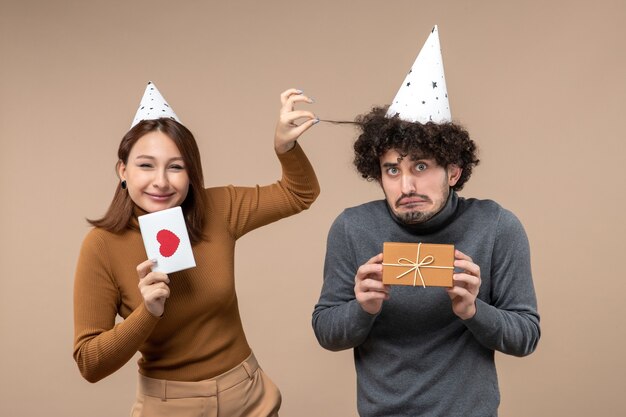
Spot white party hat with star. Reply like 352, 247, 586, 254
386, 25, 451, 124
131, 81, 181, 128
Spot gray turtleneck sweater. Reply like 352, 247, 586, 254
312, 192, 540, 417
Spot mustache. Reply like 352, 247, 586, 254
395, 193, 432, 208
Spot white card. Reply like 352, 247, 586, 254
138, 206, 196, 274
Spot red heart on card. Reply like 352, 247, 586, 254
156, 229, 180, 257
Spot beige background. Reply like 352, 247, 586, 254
1, 0, 625, 416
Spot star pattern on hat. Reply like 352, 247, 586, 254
386, 25, 451, 124
131, 81, 181, 128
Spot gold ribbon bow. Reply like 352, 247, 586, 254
382, 243, 454, 288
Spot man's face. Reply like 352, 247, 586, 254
379, 149, 461, 224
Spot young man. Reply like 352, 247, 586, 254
312, 27, 539, 417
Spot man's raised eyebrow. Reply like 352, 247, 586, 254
381, 162, 398, 168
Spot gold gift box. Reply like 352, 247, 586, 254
382, 242, 455, 287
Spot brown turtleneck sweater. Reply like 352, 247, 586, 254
73, 143, 319, 383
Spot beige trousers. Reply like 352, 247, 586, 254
130, 353, 281, 417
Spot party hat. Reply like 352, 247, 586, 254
386, 25, 451, 124
131, 81, 181, 128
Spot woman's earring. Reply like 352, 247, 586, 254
121, 180, 127, 190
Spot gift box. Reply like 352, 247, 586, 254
382, 242, 455, 287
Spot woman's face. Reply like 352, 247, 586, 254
118, 130, 190, 213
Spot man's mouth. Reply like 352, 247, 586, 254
396, 194, 431, 208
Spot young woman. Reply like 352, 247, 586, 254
73, 85, 320, 417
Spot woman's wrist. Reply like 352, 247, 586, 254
275, 140, 296, 154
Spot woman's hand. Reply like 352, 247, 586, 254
274, 88, 318, 154
137, 259, 170, 317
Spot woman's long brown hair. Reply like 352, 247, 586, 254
88, 118, 207, 243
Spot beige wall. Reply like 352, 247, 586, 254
1, 0, 625, 416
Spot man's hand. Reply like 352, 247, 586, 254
355, 253, 390, 315
446, 250, 481, 320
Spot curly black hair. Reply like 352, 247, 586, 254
353, 106, 479, 191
